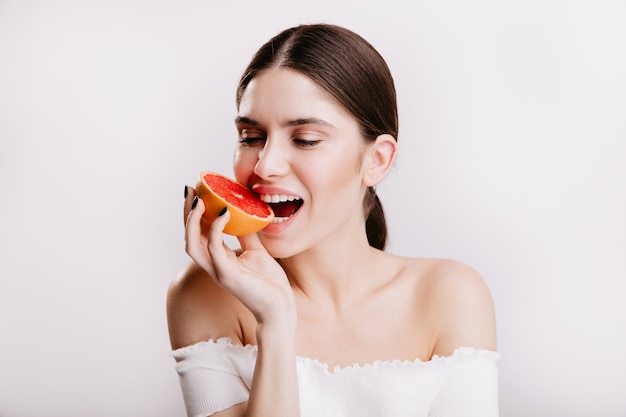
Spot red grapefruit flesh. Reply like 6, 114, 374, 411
195, 171, 274, 236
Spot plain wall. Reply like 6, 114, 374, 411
1, 1, 624, 416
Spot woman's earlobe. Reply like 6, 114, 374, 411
363, 134, 397, 186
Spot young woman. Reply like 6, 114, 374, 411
168, 24, 499, 417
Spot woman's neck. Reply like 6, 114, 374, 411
279, 233, 383, 309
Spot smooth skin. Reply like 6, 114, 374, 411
167, 68, 497, 417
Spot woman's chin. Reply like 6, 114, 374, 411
258, 214, 303, 258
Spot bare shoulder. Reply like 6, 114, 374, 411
408, 258, 497, 356
166, 261, 252, 350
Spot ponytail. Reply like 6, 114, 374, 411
364, 187, 387, 250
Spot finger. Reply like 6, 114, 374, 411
237, 231, 265, 253
206, 208, 236, 279
184, 197, 216, 277
183, 186, 197, 226
184, 196, 205, 253
206, 207, 230, 255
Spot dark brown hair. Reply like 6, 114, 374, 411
236, 24, 398, 250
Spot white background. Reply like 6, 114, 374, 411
1, 1, 625, 416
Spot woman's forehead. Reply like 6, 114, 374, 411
238, 68, 354, 127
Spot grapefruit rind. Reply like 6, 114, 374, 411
195, 171, 274, 236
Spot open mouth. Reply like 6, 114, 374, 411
259, 194, 303, 223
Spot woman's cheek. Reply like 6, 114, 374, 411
233, 149, 257, 185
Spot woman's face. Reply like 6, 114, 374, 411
234, 67, 369, 258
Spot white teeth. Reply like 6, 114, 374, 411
271, 217, 289, 224
260, 194, 302, 204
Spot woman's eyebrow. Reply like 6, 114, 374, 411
285, 117, 335, 128
235, 116, 258, 126
235, 116, 335, 128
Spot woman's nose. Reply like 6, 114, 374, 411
254, 139, 289, 179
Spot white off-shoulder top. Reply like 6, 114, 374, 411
171, 337, 500, 417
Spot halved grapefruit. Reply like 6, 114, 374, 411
195, 171, 274, 236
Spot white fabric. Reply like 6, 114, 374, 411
171, 337, 500, 417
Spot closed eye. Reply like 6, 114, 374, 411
238, 127, 266, 147
239, 137, 266, 147
293, 139, 321, 148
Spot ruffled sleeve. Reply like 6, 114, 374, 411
428, 348, 501, 417
170, 338, 256, 417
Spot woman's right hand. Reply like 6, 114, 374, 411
182, 186, 296, 327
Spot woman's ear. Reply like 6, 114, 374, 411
362, 134, 397, 187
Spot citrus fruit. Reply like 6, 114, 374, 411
195, 171, 274, 236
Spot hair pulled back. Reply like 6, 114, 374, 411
236, 24, 398, 250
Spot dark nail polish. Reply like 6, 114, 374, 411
184, 185, 188, 199
191, 196, 199, 210
218, 207, 227, 216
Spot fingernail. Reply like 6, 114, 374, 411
218, 207, 227, 216
184, 185, 188, 199
191, 196, 199, 210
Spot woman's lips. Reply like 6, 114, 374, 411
252, 186, 303, 223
